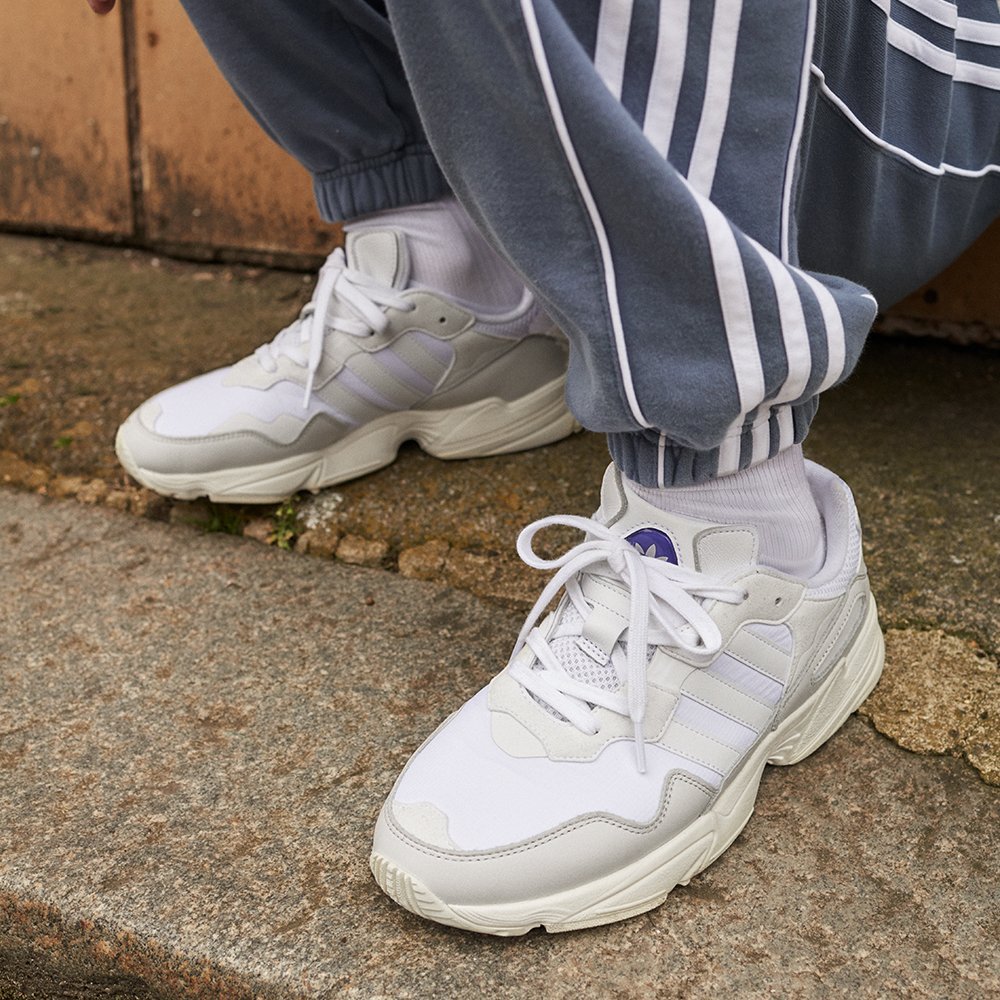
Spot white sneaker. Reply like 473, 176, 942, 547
371, 462, 884, 935
115, 230, 576, 502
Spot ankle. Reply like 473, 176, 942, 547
345, 196, 525, 312
625, 446, 826, 578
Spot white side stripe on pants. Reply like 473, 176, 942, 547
743, 238, 812, 457
687, 0, 744, 198
642, 0, 691, 157
697, 190, 765, 463
867, 0, 1000, 91
520, 0, 652, 428
593, 0, 636, 99
781, 0, 817, 261
556, 0, 852, 478
746, 237, 812, 408
957, 16, 1000, 45
801, 273, 847, 395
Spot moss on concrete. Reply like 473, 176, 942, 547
2, 232, 998, 787
860, 628, 999, 784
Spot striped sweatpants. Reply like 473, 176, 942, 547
180, 0, 1000, 485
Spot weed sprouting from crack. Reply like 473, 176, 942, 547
269, 496, 299, 550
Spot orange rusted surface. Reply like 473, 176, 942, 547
133, 0, 338, 257
888, 218, 1000, 325
0, 2, 132, 235
0, 1, 997, 327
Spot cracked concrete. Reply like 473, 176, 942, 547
860, 629, 999, 784
1, 491, 998, 998
0, 232, 998, 995
1, 233, 997, 788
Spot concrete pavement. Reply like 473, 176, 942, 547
1, 491, 998, 998
0, 233, 998, 996
1, 233, 997, 784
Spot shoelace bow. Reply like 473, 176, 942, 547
508, 514, 745, 772
253, 247, 415, 405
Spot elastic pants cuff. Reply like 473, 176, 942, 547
608, 399, 820, 487
312, 145, 450, 221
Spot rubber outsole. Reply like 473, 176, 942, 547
116, 375, 579, 504
370, 599, 885, 935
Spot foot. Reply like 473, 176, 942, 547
370, 462, 884, 935
115, 230, 576, 503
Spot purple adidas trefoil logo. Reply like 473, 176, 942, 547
624, 527, 678, 565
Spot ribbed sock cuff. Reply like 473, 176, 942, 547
343, 196, 526, 311
625, 444, 826, 577
313, 145, 450, 222
607, 398, 820, 487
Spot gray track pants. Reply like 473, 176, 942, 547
180, 0, 1000, 486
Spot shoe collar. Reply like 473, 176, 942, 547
595, 464, 760, 585
344, 229, 410, 290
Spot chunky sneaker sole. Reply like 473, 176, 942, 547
370, 462, 884, 935
115, 229, 578, 503
116, 370, 578, 503
372, 599, 883, 935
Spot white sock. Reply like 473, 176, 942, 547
626, 445, 826, 578
344, 196, 525, 313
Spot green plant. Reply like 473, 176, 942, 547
269, 496, 299, 550
53, 435, 73, 449
0, 393, 20, 408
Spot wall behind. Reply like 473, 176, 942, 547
132, 2, 337, 257
0, 0, 995, 333
0, 1, 132, 236
0, 0, 337, 262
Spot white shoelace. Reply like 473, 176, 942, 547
253, 247, 415, 405
508, 515, 745, 772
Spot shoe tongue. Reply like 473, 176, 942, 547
595, 464, 758, 580
532, 466, 758, 708
344, 229, 410, 289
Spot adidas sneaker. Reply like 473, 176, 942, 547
115, 230, 576, 502
371, 461, 884, 935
